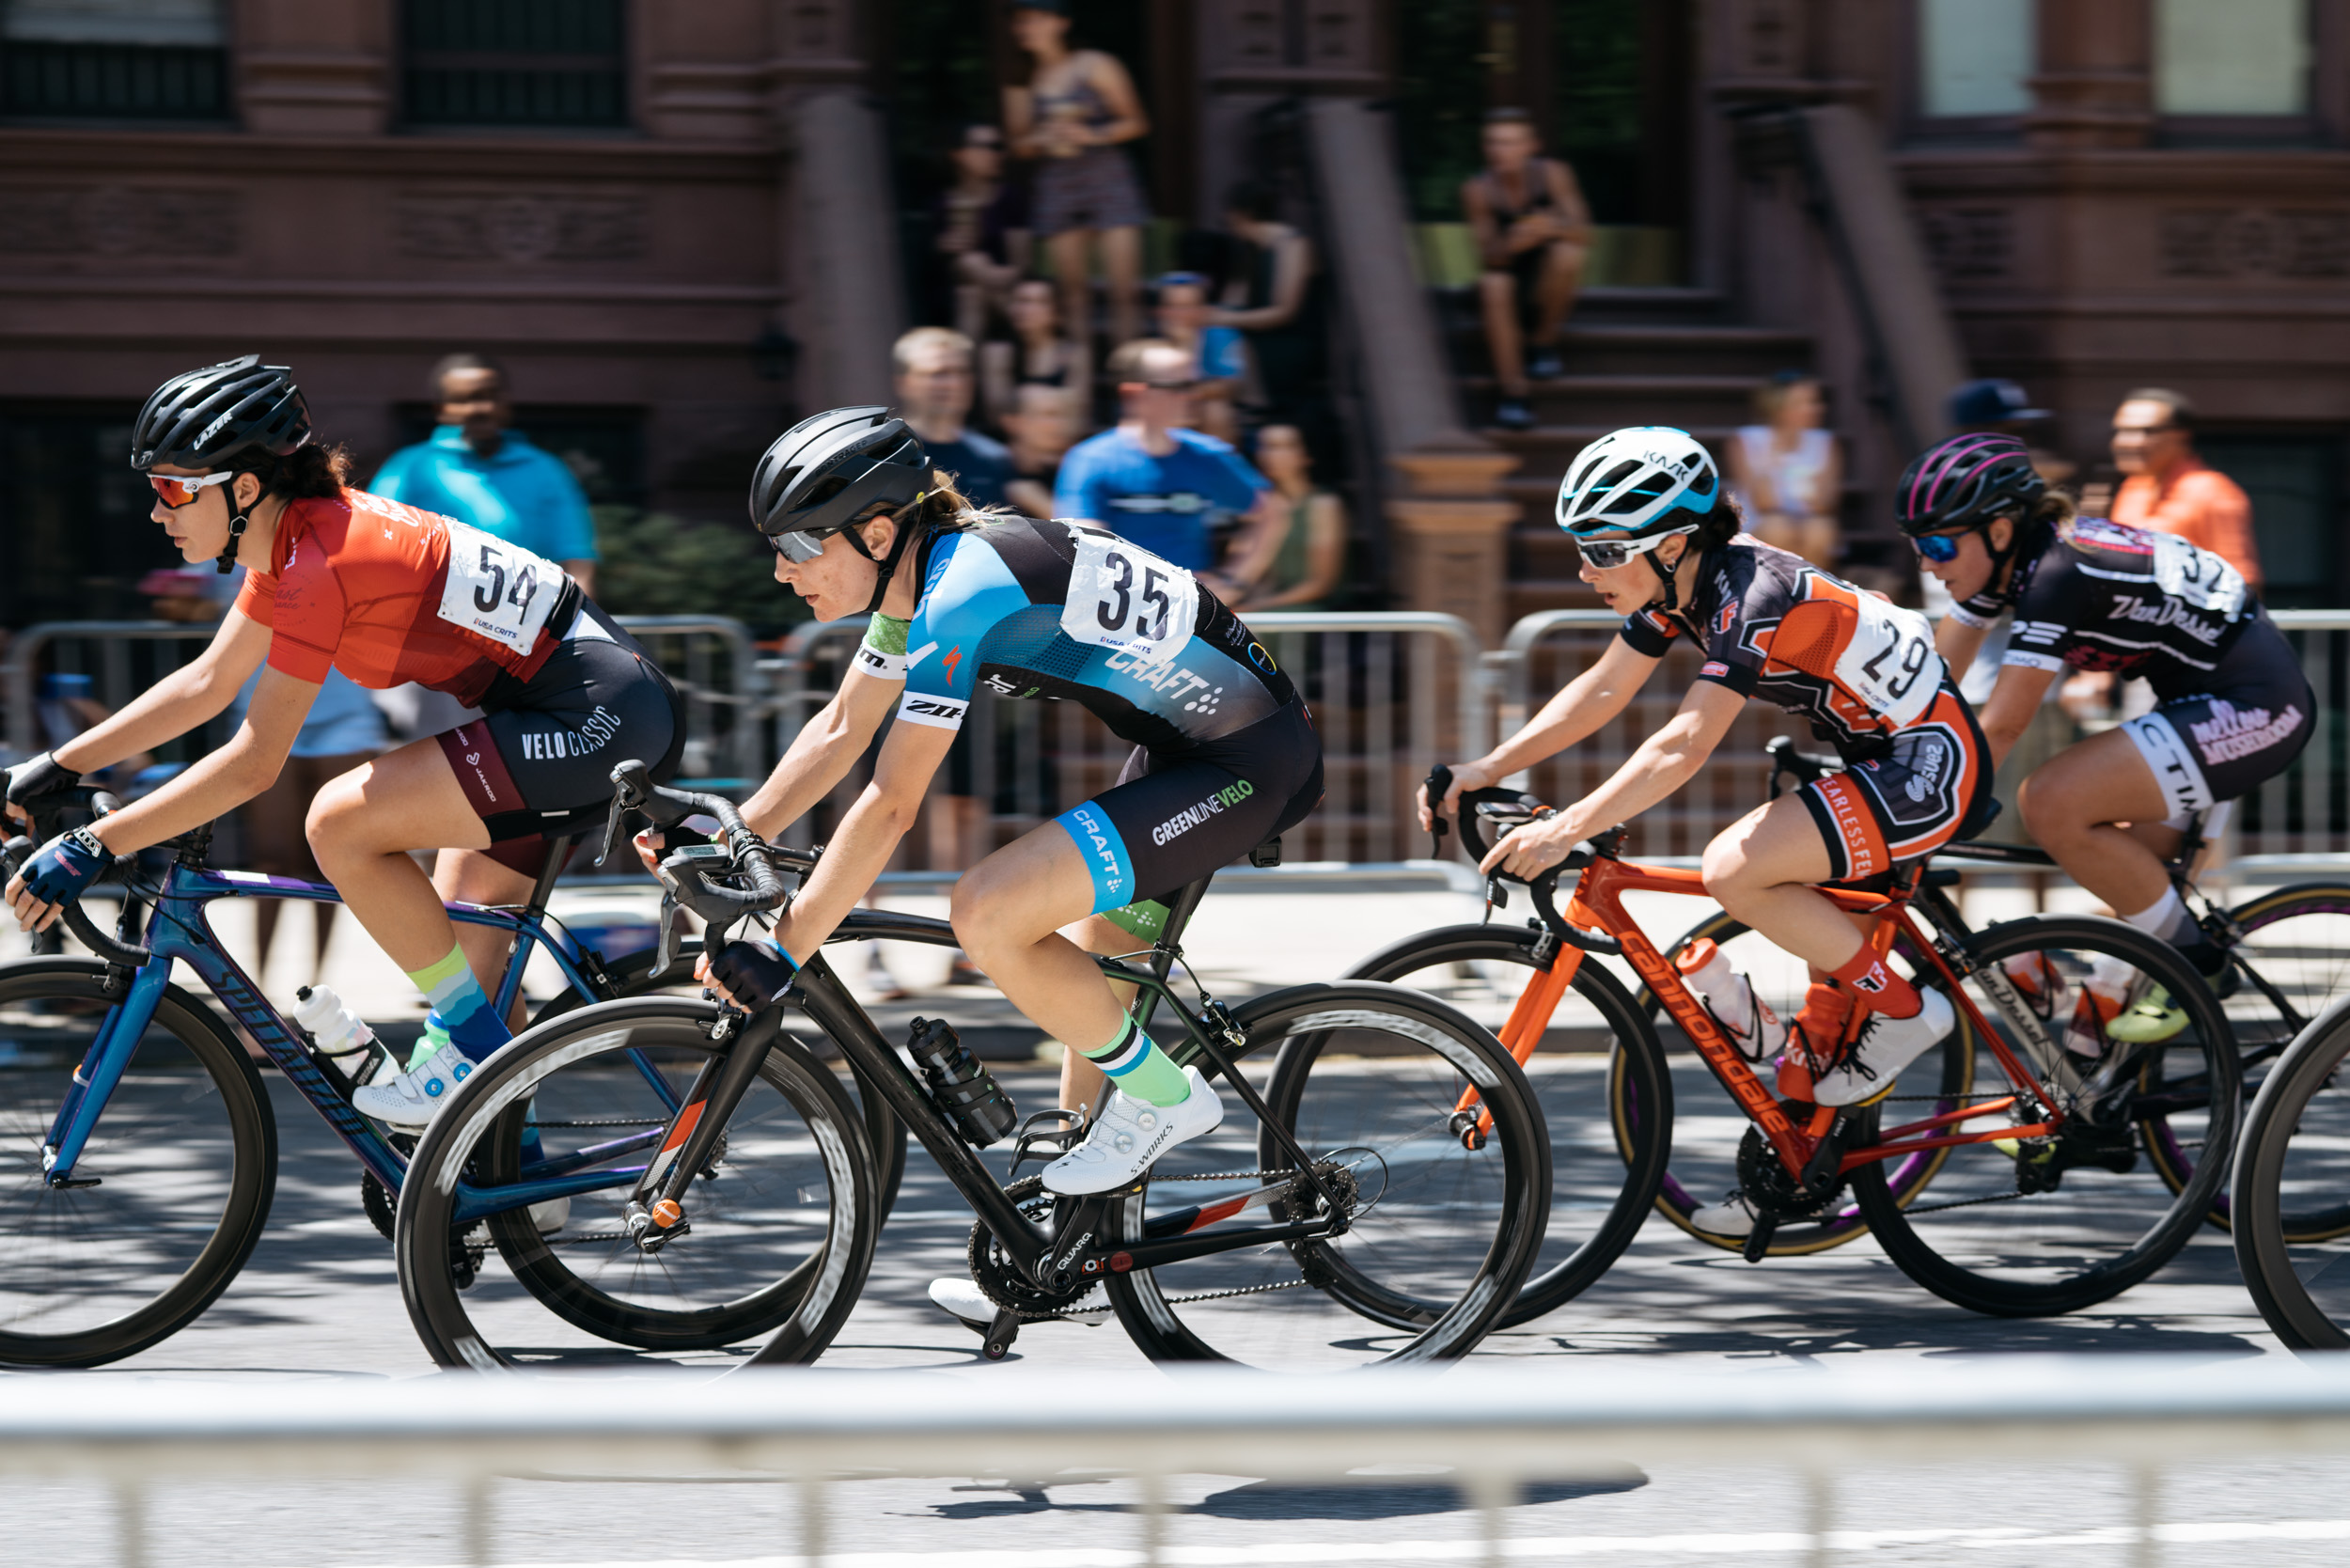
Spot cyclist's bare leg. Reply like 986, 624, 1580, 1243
306, 739, 491, 973
2019, 728, 2177, 917
434, 849, 538, 1028
951, 824, 1124, 1060
1700, 795, 1865, 971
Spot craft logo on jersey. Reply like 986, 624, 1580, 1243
1104, 645, 1223, 713
2109, 593, 2226, 646
1069, 805, 1126, 897
2190, 699, 2304, 763
1151, 779, 1255, 847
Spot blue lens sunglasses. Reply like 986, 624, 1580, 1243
1910, 527, 1973, 564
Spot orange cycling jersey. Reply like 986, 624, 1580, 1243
235, 488, 581, 710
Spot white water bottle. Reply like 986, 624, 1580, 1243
292, 984, 375, 1064
1676, 939, 1780, 1063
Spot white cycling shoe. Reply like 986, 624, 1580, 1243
1810, 988, 1954, 1106
1688, 1191, 1763, 1239
927, 1276, 1111, 1330
352, 1037, 476, 1131
1042, 1067, 1224, 1195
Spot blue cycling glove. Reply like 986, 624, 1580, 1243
707, 939, 799, 1010
19, 827, 109, 907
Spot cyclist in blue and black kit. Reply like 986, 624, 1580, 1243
676, 407, 1322, 1232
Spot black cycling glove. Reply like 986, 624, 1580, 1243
6, 751, 82, 811
707, 939, 799, 1010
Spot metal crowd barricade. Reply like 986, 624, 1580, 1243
2249, 611, 2350, 861
760, 610, 1484, 866
8, 1359, 2350, 1568
1, 615, 760, 785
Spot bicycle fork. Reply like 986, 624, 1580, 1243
623, 1006, 772, 1250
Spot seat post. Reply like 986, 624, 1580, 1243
520, 835, 580, 917
1150, 874, 1217, 979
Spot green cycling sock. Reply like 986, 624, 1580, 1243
1081, 1015, 1192, 1107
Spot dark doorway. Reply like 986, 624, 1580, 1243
2199, 435, 2344, 610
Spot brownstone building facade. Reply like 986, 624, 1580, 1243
3, 0, 2345, 631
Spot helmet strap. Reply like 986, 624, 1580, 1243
216, 507, 250, 575
843, 495, 926, 616
1647, 533, 1696, 616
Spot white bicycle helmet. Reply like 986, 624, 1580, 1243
1554, 426, 1719, 538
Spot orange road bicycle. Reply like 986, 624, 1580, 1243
1349, 766, 2241, 1320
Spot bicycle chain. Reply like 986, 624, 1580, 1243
1895, 1188, 2029, 1216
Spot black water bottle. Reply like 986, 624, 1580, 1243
906, 1016, 1018, 1146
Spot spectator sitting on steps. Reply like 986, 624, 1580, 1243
1729, 371, 1841, 571
1240, 423, 1347, 613
1054, 338, 1281, 599
2109, 387, 2262, 590
1463, 107, 1591, 431
371, 353, 599, 599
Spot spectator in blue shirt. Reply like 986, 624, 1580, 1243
370, 353, 600, 597
894, 326, 1013, 513
1054, 337, 1280, 595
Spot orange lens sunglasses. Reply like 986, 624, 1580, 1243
148, 472, 238, 509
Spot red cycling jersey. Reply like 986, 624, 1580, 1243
234, 489, 576, 709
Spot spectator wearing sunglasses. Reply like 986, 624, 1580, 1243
2108, 388, 2261, 589
1053, 339, 1281, 597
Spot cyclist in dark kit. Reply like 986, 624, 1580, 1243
1904, 431, 2313, 1039
669, 407, 1322, 1318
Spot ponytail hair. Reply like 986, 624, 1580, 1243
232, 440, 355, 501
909, 467, 1022, 533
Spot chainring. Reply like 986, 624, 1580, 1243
1735, 1123, 1846, 1222
964, 1175, 1103, 1320
362, 1170, 397, 1243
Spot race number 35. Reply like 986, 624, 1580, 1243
1062, 527, 1198, 658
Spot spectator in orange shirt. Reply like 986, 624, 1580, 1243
2109, 387, 2262, 589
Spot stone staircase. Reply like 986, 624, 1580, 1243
1438, 286, 1817, 621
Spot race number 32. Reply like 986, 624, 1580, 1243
1062, 527, 1198, 659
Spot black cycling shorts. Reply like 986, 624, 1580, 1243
2123, 612, 2313, 823
1054, 700, 1324, 913
437, 601, 686, 871
1800, 684, 1993, 882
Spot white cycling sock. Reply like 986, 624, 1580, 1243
2120, 886, 2194, 946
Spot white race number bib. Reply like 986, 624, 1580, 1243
1060, 527, 1198, 662
437, 521, 561, 655
1833, 591, 1942, 729
2149, 531, 2247, 617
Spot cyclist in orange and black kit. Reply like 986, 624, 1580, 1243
3, 357, 684, 1134
1421, 428, 1993, 1236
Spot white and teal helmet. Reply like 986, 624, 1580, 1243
1554, 426, 1720, 540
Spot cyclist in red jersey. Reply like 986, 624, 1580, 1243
1421, 430, 1993, 1232
5, 357, 684, 1133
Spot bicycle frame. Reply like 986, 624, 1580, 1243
1472, 854, 2072, 1185
40, 858, 646, 1199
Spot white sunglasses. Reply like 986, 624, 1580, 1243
1576, 525, 1696, 571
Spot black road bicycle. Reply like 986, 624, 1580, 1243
393, 762, 1552, 1372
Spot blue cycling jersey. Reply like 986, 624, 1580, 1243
881, 516, 1296, 755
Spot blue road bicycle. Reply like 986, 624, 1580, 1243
0, 788, 904, 1368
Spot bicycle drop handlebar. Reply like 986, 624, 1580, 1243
600, 759, 810, 944
1423, 764, 1623, 957
1, 788, 155, 967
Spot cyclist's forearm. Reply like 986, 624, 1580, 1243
766, 781, 918, 960
86, 734, 281, 855
1557, 721, 1707, 841
1479, 666, 1631, 778
53, 662, 234, 776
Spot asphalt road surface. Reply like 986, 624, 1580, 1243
7, 1058, 2348, 1568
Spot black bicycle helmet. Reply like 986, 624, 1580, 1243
748, 406, 932, 615
131, 354, 311, 474
1894, 432, 2045, 537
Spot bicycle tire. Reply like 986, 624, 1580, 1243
1854, 916, 2239, 1317
2230, 998, 2350, 1351
533, 939, 909, 1227
396, 996, 878, 1368
0, 959, 277, 1368
2139, 883, 2350, 1238
1343, 925, 1669, 1323
1104, 981, 1551, 1368
1637, 910, 1971, 1255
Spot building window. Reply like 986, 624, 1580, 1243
2155, 0, 2311, 117
0, 406, 180, 628
1918, 0, 2033, 119
402, 0, 627, 131
0, 0, 229, 122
